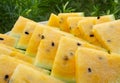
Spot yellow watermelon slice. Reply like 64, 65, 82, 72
0, 43, 24, 54
0, 44, 34, 64
10, 16, 35, 41
78, 15, 115, 46
58, 12, 84, 32
78, 17, 101, 46
75, 47, 120, 83
9, 64, 64, 83
0, 34, 16, 47
34, 28, 73, 70
0, 55, 50, 83
51, 36, 105, 83
67, 17, 84, 37
96, 14, 115, 24
47, 13, 60, 28
93, 19, 120, 54
16, 22, 38, 50
25, 24, 47, 57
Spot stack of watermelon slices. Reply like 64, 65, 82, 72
1, 12, 120, 83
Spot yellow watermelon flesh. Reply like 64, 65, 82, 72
51, 36, 105, 83
34, 28, 73, 70
10, 16, 35, 39
78, 15, 115, 46
0, 55, 49, 83
25, 24, 47, 57
58, 12, 84, 32
0, 44, 34, 64
75, 47, 120, 83
0, 43, 25, 54
78, 17, 101, 46
93, 19, 120, 54
0, 34, 16, 47
47, 13, 60, 28
67, 17, 84, 38
96, 14, 115, 24
16, 22, 38, 50
9, 64, 64, 83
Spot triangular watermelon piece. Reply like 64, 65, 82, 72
75, 47, 120, 83
9, 64, 64, 83
16, 22, 38, 50
78, 15, 115, 47
47, 13, 60, 28
0, 55, 49, 83
51, 36, 105, 83
93, 19, 120, 54
10, 16, 35, 38
0, 34, 16, 47
25, 24, 48, 57
58, 12, 84, 32
34, 28, 73, 70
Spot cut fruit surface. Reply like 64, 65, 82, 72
78, 15, 115, 46
0, 55, 49, 83
9, 64, 64, 83
10, 16, 35, 39
25, 24, 48, 57
51, 36, 105, 83
34, 28, 73, 70
47, 13, 60, 28
0, 34, 16, 47
93, 19, 120, 54
58, 12, 84, 32
75, 47, 120, 83
16, 22, 38, 50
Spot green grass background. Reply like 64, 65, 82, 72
0, 0, 120, 33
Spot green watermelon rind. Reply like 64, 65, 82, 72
16, 43, 27, 50
78, 12, 85, 17
108, 14, 115, 20
51, 74, 76, 83
34, 60, 52, 71
10, 33, 20, 39
25, 52, 36, 58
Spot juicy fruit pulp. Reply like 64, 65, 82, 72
25, 24, 47, 57
0, 55, 49, 83
48, 13, 60, 28
34, 28, 72, 70
0, 34, 16, 47
9, 64, 64, 83
10, 16, 35, 39
93, 19, 120, 54
58, 12, 84, 32
75, 47, 120, 83
51, 36, 105, 83
16, 22, 38, 50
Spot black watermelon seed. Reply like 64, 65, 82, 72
98, 57, 103, 60
4, 75, 9, 80
88, 68, 92, 72
107, 40, 111, 42
51, 42, 55, 46
25, 31, 29, 35
89, 34, 94, 37
0, 38, 4, 40
97, 16, 100, 19
59, 21, 62, 24
108, 50, 111, 54
70, 52, 74, 56
41, 35, 45, 39
63, 56, 69, 61
77, 42, 81, 46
